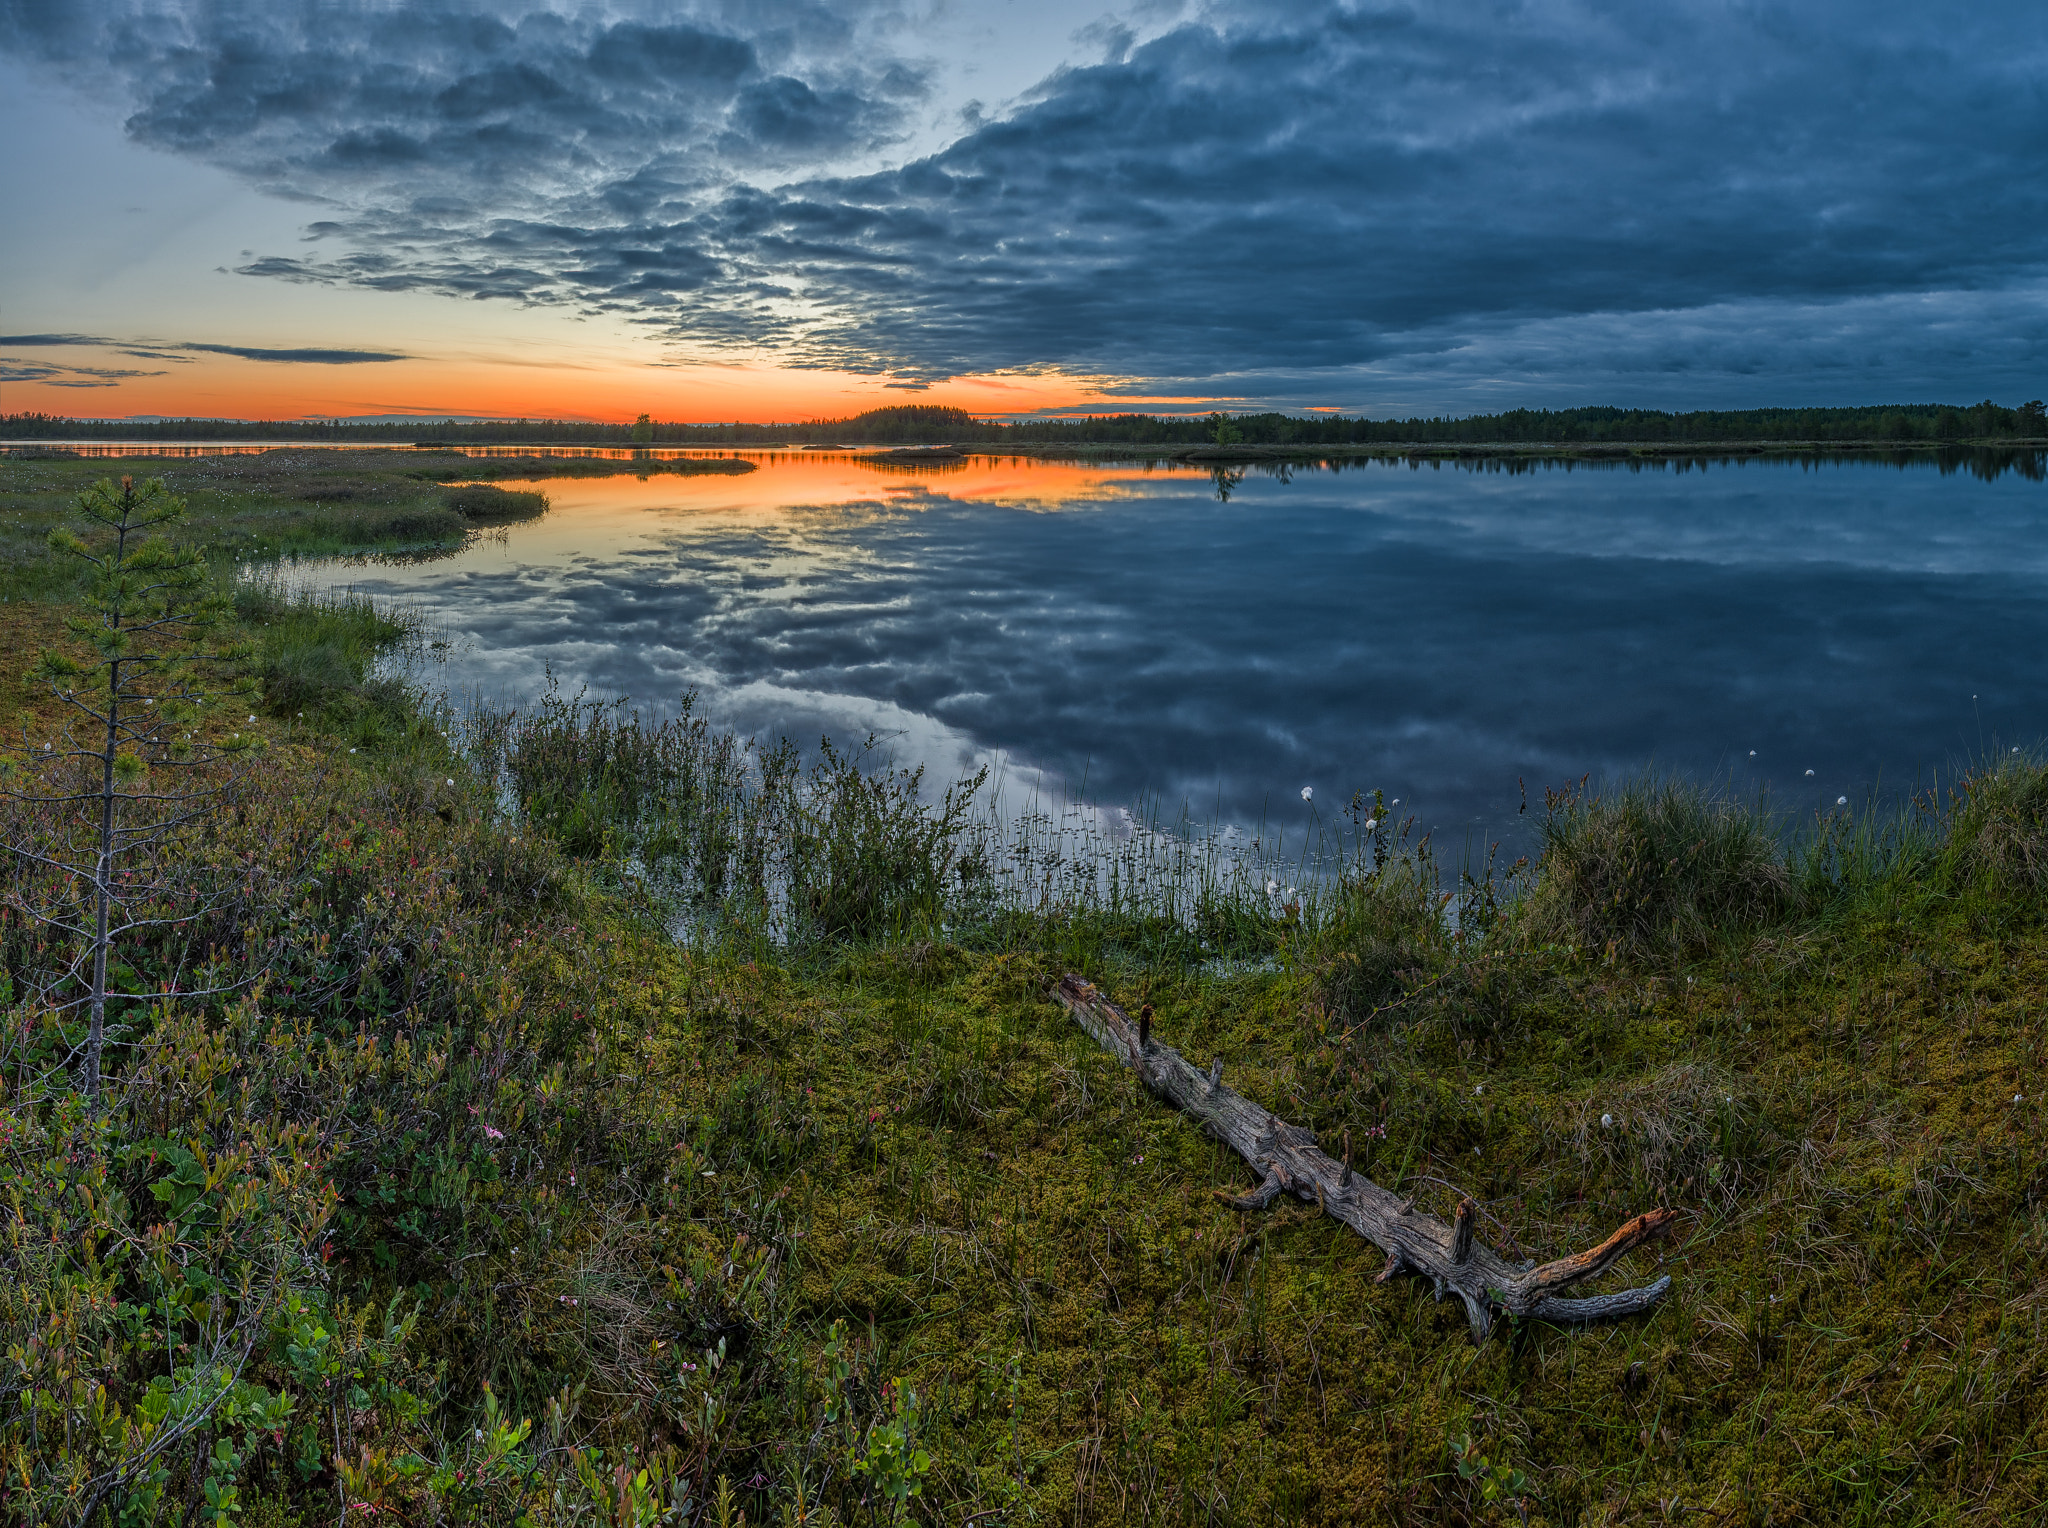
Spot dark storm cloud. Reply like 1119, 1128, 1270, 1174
0, 1, 922, 193
749, 1, 2048, 385
9, 1, 2048, 398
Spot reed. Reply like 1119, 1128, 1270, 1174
449, 683, 1388, 963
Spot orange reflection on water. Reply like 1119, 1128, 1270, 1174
487, 451, 1201, 535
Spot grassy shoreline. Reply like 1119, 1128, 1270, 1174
3, 454, 2046, 1525
0, 449, 764, 604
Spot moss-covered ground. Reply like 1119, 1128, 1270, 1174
1, 452, 2044, 1526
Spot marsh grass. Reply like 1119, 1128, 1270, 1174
449, 690, 2048, 994
456, 682, 1371, 964
238, 576, 427, 725
0, 453, 550, 576
463, 683, 991, 947
1521, 774, 1798, 958
1942, 748, 2048, 895
440, 482, 550, 522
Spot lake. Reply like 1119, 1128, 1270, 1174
319, 449, 2047, 853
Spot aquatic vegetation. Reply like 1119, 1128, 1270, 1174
441, 483, 550, 522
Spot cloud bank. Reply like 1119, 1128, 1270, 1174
6, 0, 2048, 404
0, 333, 410, 387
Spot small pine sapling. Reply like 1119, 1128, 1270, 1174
1, 474, 261, 1101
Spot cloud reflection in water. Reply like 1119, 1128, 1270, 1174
337, 452, 2048, 844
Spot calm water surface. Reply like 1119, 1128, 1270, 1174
323, 452, 2048, 846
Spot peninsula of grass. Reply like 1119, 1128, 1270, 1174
0, 447, 757, 596
2, 456, 2045, 1526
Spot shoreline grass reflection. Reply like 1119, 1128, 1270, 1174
444, 680, 2048, 986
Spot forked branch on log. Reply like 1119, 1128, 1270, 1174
1055, 975, 1676, 1342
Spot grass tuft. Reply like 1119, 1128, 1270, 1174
239, 578, 424, 734
442, 482, 549, 521
1520, 774, 1796, 957
1944, 750, 2048, 895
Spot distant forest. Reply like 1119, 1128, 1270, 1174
5, 398, 2046, 446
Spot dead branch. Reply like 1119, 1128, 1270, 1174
1054, 974, 1676, 1342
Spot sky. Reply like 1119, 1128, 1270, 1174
2, 0, 2046, 424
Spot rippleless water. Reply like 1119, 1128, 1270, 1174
308, 450, 2048, 849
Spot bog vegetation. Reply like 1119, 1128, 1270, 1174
2, 454, 2046, 1526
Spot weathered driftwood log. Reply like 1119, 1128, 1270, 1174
1055, 974, 1676, 1342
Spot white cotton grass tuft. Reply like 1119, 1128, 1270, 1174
1600, 1113, 1614, 1129
1805, 768, 1815, 776
1300, 785, 1313, 801
1362, 818, 1377, 831
1837, 796, 1848, 806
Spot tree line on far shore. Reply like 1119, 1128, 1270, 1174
6, 397, 2046, 447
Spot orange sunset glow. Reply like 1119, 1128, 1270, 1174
0, 342, 1134, 427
